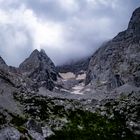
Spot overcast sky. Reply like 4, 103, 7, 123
0, 0, 140, 66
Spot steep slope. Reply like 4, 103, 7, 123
86, 7, 140, 91
19, 49, 58, 91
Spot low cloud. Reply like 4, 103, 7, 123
0, 0, 139, 66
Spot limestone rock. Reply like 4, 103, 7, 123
19, 49, 58, 91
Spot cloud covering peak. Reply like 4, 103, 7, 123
0, 0, 140, 66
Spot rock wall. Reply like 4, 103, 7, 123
86, 7, 140, 91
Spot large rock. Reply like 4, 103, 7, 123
86, 7, 140, 91
26, 119, 54, 139
0, 127, 21, 140
19, 49, 58, 91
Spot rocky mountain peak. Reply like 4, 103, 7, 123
19, 49, 58, 90
0, 56, 7, 66
127, 7, 140, 34
19, 49, 55, 72
30, 49, 40, 56
29, 49, 49, 60
40, 48, 46, 54
112, 7, 140, 42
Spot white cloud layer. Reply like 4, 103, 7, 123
0, 0, 139, 66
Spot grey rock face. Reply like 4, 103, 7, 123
0, 127, 21, 140
26, 119, 54, 139
19, 49, 58, 91
42, 125, 54, 138
128, 7, 140, 37
26, 119, 45, 140
86, 7, 140, 91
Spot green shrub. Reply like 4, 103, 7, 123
10, 114, 27, 126
48, 110, 139, 140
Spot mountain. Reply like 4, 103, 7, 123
86, 7, 140, 91
57, 56, 90, 75
0, 7, 140, 140
19, 49, 58, 91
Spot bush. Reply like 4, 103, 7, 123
48, 109, 139, 140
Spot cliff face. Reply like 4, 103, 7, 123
86, 7, 140, 91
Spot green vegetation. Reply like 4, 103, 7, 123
10, 113, 27, 126
13, 93, 140, 140
48, 109, 139, 140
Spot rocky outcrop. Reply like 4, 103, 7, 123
86, 7, 140, 91
0, 127, 21, 140
19, 49, 58, 91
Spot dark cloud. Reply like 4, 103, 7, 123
0, 0, 140, 66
